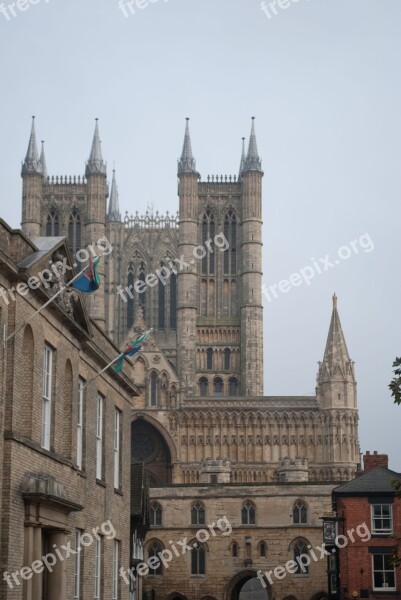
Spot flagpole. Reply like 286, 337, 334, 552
4, 267, 91, 345
82, 352, 124, 389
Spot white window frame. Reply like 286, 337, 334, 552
372, 554, 396, 591
96, 395, 104, 480
371, 503, 393, 534
73, 529, 81, 599
112, 540, 120, 600
94, 538, 102, 599
41, 344, 53, 450
77, 379, 84, 470
114, 409, 121, 489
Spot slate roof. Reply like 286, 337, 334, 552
333, 467, 401, 496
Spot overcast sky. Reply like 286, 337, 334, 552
1, 0, 400, 469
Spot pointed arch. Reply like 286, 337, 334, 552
45, 210, 59, 236
68, 207, 81, 252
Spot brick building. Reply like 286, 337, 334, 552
331, 453, 401, 600
0, 220, 141, 599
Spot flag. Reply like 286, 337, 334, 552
71, 257, 101, 293
112, 329, 152, 373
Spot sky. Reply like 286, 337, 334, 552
1, 0, 400, 469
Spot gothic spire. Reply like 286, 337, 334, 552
107, 168, 121, 222
40, 140, 48, 179
22, 116, 41, 175
178, 118, 197, 175
238, 137, 246, 179
86, 118, 107, 177
320, 294, 354, 380
244, 117, 263, 173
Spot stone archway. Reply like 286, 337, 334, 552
131, 418, 173, 484
225, 570, 269, 600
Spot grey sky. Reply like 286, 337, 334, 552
1, 0, 400, 468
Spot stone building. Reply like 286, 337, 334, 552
16, 116, 362, 600
0, 220, 141, 599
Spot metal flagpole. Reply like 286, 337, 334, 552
4, 266, 92, 345
82, 352, 124, 389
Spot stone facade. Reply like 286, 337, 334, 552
0, 220, 140, 599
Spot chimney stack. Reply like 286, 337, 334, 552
363, 451, 389, 472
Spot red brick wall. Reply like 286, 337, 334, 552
364, 451, 389, 472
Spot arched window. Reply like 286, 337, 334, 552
224, 348, 231, 370
201, 210, 215, 275
127, 264, 135, 330
191, 502, 205, 525
191, 543, 206, 575
293, 499, 307, 524
139, 262, 146, 318
170, 273, 177, 329
45, 210, 59, 236
213, 377, 223, 397
158, 263, 166, 330
229, 378, 239, 396
232, 542, 239, 558
293, 540, 310, 574
241, 501, 256, 525
68, 208, 81, 252
150, 502, 162, 526
223, 210, 237, 275
206, 348, 213, 370
259, 541, 267, 557
150, 372, 158, 407
199, 378, 208, 397
148, 542, 163, 575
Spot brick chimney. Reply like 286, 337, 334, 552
364, 451, 389, 472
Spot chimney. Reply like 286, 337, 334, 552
363, 451, 389, 472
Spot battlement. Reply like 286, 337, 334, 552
124, 210, 179, 229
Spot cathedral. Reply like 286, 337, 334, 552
19, 115, 360, 599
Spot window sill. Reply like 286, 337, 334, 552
114, 488, 123, 496
96, 479, 107, 488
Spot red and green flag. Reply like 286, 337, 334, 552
112, 329, 152, 373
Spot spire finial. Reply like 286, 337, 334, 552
22, 116, 41, 175
238, 137, 247, 179
107, 165, 121, 222
40, 140, 48, 179
178, 118, 198, 176
244, 116, 263, 173
332, 293, 338, 308
86, 118, 107, 177
320, 294, 352, 376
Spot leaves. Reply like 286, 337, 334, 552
389, 357, 401, 405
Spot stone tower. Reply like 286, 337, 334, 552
21, 117, 44, 240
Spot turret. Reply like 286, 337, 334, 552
21, 117, 43, 239
85, 119, 108, 327
176, 119, 199, 396
240, 118, 264, 396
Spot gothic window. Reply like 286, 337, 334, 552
139, 262, 146, 318
127, 264, 135, 330
213, 377, 223, 397
293, 499, 307, 524
150, 502, 162, 526
170, 273, 177, 329
191, 544, 206, 575
224, 348, 231, 370
201, 210, 215, 275
150, 372, 158, 407
223, 210, 237, 275
158, 262, 166, 330
45, 210, 59, 236
206, 348, 213, 370
68, 208, 81, 252
191, 502, 205, 525
229, 378, 239, 396
293, 540, 310, 574
232, 542, 239, 557
199, 378, 208, 397
241, 501, 256, 525
148, 542, 163, 575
